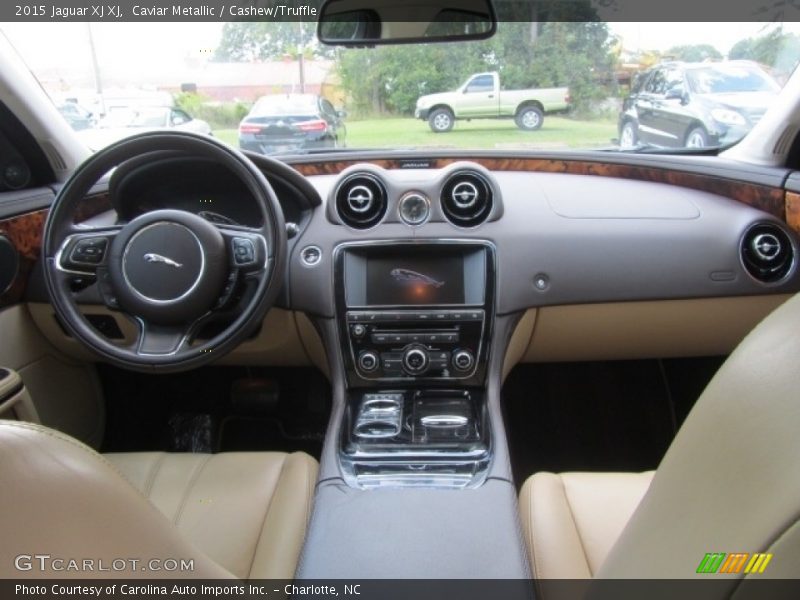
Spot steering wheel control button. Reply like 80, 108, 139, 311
69, 237, 108, 266
96, 268, 119, 309
452, 349, 475, 371
398, 192, 431, 226
402, 346, 430, 375
300, 245, 322, 267
358, 350, 379, 372
232, 237, 257, 266
215, 270, 240, 309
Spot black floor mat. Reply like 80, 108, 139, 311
99, 365, 331, 459
218, 416, 323, 456
502, 357, 724, 487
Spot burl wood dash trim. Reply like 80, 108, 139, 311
0, 193, 112, 308
292, 158, 786, 220
786, 191, 800, 235
0, 209, 48, 308
74, 192, 112, 223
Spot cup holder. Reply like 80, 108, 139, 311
354, 393, 403, 439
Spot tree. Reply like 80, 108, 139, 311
729, 27, 800, 78
336, 20, 615, 116
665, 44, 722, 62
214, 22, 333, 62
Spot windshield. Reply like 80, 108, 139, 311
686, 65, 781, 94
251, 95, 318, 116
2, 18, 799, 154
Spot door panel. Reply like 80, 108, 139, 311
458, 74, 498, 117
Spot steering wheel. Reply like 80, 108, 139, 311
42, 132, 287, 373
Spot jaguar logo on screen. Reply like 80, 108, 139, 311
390, 268, 445, 288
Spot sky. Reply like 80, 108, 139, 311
2, 21, 799, 82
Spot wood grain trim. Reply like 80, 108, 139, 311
785, 191, 800, 235
0, 193, 112, 309
73, 192, 112, 223
292, 158, 786, 220
0, 209, 47, 308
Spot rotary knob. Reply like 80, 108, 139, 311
452, 349, 475, 372
402, 345, 429, 375
358, 350, 379, 372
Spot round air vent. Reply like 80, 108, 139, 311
334, 173, 387, 229
440, 171, 493, 227
741, 223, 794, 283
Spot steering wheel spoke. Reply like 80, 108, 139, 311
217, 227, 269, 273
133, 319, 194, 357
56, 227, 122, 275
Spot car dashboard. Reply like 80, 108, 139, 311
2, 145, 800, 577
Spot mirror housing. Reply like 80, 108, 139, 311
665, 87, 687, 102
317, 0, 496, 46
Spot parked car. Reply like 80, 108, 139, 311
76, 106, 212, 150
414, 71, 571, 132
56, 102, 95, 130
238, 94, 346, 155
618, 60, 780, 149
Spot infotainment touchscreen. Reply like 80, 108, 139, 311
341, 244, 487, 308
365, 254, 465, 306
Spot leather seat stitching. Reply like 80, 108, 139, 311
301, 456, 314, 535
528, 481, 547, 582
0, 421, 129, 480
172, 454, 213, 526
246, 453, 287, 579
144, 453, 168, 497
560, 474, 593, 576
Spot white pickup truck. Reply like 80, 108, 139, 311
414, 71, 570, 132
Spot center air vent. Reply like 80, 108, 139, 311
440, 171, 493, 227
741, 223, 794, 283
335, 173, 388, 229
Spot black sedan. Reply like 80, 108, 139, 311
238, 94, 346, 155
619, 61, 779, 149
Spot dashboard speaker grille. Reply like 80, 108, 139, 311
741, 223, 794, 283
440, 171, 493, 227
335, 173, 388, 229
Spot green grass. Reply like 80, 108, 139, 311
215, 129, 239, 147
214, 115, 617, 152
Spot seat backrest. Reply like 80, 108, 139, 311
598, 293, 800, 584
0, 420, 232, 578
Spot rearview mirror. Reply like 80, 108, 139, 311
317, 0, 496, 46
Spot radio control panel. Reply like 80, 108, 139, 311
345, 310, 485, 382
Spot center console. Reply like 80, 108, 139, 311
334, 241, 495, 488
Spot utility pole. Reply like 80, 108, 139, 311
298, 21, 306, 93
86, 23, 105, 115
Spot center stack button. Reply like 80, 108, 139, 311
358, 350, 379, 372
402, 345, 429, 375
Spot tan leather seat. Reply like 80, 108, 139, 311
0, 421, 317, 579
520, 292, 800, 583
519, 471, 654, 578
